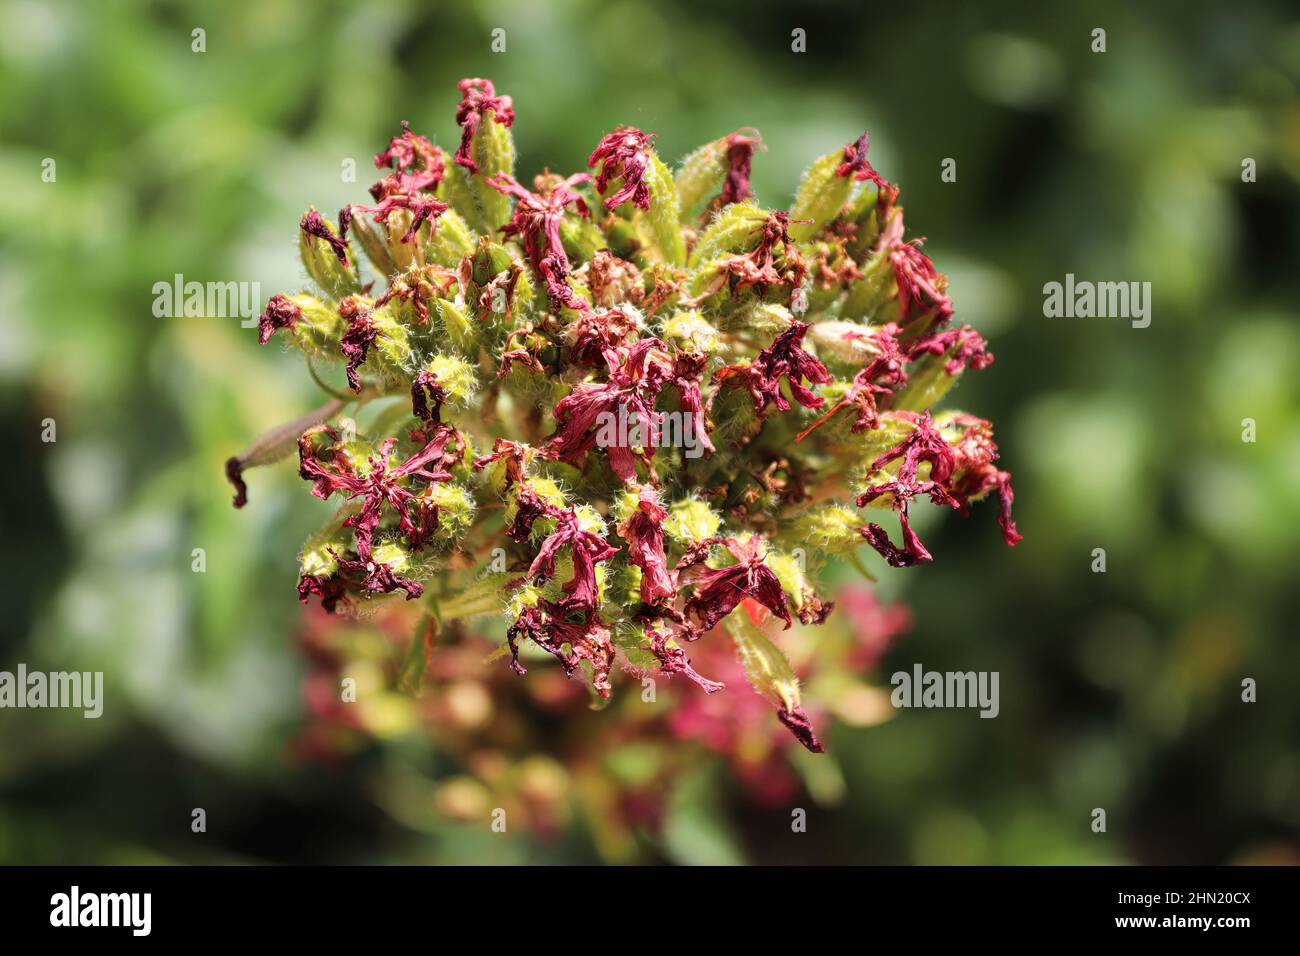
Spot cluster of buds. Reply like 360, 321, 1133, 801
229, 77, 1020, 753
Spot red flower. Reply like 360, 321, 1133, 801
713, 319, 830, 416
797, 324, 908, 441
889, 237, 953, 327
668, 351, 715, 455
618, 485, 674, 606
684, 536, 792, 632
548, 338, 672, 482
706, 210, 809, 304
546, 601, 616, 698
506, 600, 616, 698
297, 422, 461, 593
297, 573, 351, 613
225, 457, 249, 509
257, 293, 302, 346
300, 210, 349, 266
504, 604, 563, 676
855, 412, 959, 567
453, 78, 515, 173
720, 129, 762, 206
527, 506, 619, 611
328, 550, 424, 602
503, 484, 555, 541
472, 438, 552, 492
588, 126, 655, 211
566, 306, 639, 368
410, 370, 446, 422
836, 131, 889, 190
645, 622, 724, 693
907, 324, 993, 375
374, 119, 446, 193
486, 172, 592, 307
337, 297, 378, 393
344, 189, 448, 245
946, 415, 1022, 548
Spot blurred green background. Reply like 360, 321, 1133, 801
2, 0, 1299, 864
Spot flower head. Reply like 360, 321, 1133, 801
231, 77, 1022, 762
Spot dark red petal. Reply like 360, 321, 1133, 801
777, 705, 825, 753
225, 456, 248, 509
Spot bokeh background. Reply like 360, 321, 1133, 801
2, 0, 1299, 864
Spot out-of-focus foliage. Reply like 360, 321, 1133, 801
1, 0, 1298, 864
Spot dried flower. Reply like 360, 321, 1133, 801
229, 77, 1020, 752
589, 126, 656, 211
453, 78, 515, 173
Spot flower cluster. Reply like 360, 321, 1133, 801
229, 78, 1019, 752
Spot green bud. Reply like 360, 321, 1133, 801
422, 353, 478, 405
726, 610, 804, 716
604, 563, 645, 617
807, 320, 877, 373
372, 535, 439, 582
689, 202, 769, 267
299, 510, 358, 580
368, 303, 417, 381
442, 114, 514, 235
434, 296, 479, 354
610, 618, 659, 670
664, 497, 722, 546
721, 300, 795, 335
840, 247, 894, 323
791, 505, 864, 555
610, 485, 643, 526
421, 482, 477, 543
348, 214, 397, 279
426, 209, 476, 268
765, 550, 808, 610
675, 135, 733, 216
661, 309, 722, 355
645, 153, 686, 266
504, 581, 543, 620
299, 208, 361, 298
277, 293, 349, 360
707, 379, 760, 449
843, 186, 885, 261
788, 149, 854, 242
